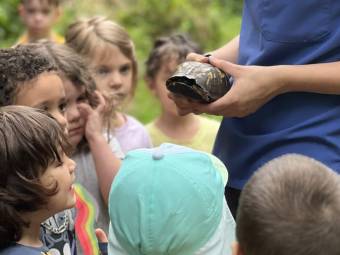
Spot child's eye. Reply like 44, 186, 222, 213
26, 8, 37, 15
120, 64, 131, 75
56, 160, 64, 167
42, 9, 51, 15
59, 101, 67, 114
77, 95, 87, 104
42, 105, 49, 112
96, 67, 110, 76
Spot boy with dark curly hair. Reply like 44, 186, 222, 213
0, 44, 76, 255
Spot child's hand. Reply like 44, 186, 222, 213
77, 91, 106, 141
96, 228, 108, 255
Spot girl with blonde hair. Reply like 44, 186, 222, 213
66, 16, 152, 154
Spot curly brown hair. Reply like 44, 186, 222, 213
0, 105, 70, 248
0, 44, 57, 106
37, 41, 97, 106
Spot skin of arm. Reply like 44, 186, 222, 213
208, 35, 240, 63
78, 91, 121, 204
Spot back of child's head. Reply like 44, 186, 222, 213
108, 143, 235, 255
65, 16, 138, 95
37, 41, 96, 105
145, 33, 202, 80
0, 44, 57, 106
236, 154, 340, 255
0, 105, 69, 248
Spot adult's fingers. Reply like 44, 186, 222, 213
193, 93, 237, 117
186, 52, 209, 63
208, 56, 241, 78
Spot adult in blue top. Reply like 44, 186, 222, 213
170, 0, 340, 217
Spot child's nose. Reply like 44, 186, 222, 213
68, 158, 76, 175
53, 111, 68, 133
67, 104, 81, 122
109, 73, 123, 89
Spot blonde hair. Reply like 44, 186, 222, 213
65, 16, 138, 97
237, 154, 340, 255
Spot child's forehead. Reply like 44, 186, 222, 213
17, 71, 64, 100
160, 55, 181, 72
91, 44, 132, 66
22, 0, 56, 9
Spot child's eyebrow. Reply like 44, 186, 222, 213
59, 97, 67, 104
33, 101, 49, 109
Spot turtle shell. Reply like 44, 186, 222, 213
166, 61, 232, 103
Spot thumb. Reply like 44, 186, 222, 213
95, 228, 108, 242
208, 56, 241, 78
186, 52, 209, 63
93, 91, 106, 113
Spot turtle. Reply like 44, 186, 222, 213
166, 61, 232, 103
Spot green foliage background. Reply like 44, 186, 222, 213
0, 0, 242, 123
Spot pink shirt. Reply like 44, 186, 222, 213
115, 115, 152, 154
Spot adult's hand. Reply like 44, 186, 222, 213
169, 57, 285, 117
186, 52, 210, 63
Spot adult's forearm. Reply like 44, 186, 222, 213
210, 35, 240, 63
274, 61, 340, 95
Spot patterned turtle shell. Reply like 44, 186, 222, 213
166, 61, 232, 103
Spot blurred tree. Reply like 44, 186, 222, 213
0, 0, 22, 46
112, 0, 241, 57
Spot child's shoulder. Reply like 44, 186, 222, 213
124, 114, 145, 126
40, 209, 76, 255
0, 243, 49, 255
117, 114, 148, 133
116, 114, 152, 152
197, 115, 221, 130
145, 119, 156, 132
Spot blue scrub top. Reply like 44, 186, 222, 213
214, 0, 340, 189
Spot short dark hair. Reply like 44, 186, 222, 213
237, 154, 340, 255
145, 33, 202, 79
21, 0, 61, 7
0, 105, 70, 249
0, 44, 57, 106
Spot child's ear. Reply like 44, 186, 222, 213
144, 76, 157, 96
231, 241, 244, 255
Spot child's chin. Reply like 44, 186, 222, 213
64, 192, 77, 209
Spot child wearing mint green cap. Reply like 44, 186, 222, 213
108, 143, 235, 255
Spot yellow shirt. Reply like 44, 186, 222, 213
17, 31, 65, 44
146, 116, 220, 153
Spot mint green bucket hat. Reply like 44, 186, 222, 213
108, 143, 235, 255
